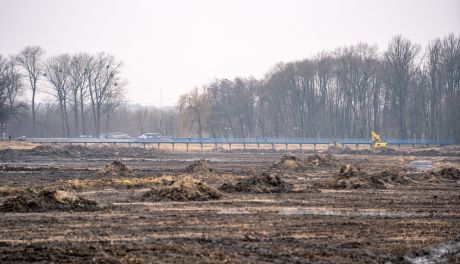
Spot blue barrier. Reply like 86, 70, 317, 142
27, 137, 454, 145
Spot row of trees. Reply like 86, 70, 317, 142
0, 55, 24, 137
0, 46, 126, 138
7, 103, 177, 138
178, 34, 460, 142
3, 34, 459, 141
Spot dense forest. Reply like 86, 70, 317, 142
1, 34, 459, 142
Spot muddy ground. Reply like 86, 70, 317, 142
0, 144, 459, 263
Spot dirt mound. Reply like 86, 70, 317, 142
274, 154, 306, 169
306, 154, 339, 167
272, 153, 339, 170
0, 190, 98, 212
98, 161, 131, 176
219, 171, 292, 193
142, 176, 221, 201
321, 165, 411, 189
184, 159, 215, 173
322, 164, 384, 189
424, 167, 460, 181
373, 168, 411, 185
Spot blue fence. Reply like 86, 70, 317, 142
28, 137, 454, 145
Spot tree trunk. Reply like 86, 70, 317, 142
80, 91, 86, 135
73, 92, 79, 137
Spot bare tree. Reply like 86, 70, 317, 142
87, 53, 126, 137
16, 46, 45, 137
178, 87, 210, 138
68, 53, 89, 136
383, 35, 420, 138
43, 54, 71, 137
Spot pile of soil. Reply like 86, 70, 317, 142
424, 167, 460, 181
332, 164, 383, 189
273, 154, 305, 169
306, 154, 339, 167
184, 159, 215, 173
0, 190, 98, 212
272, 154, 339, 170
219, 171, 292, 193
373, 168, 411, 185
98, 161, 131, 176
142, 176, 221, 201
321, 165, 411, 189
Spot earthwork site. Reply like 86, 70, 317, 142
0, 143, 458, 263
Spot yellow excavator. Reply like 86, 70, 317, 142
371, 131, 388, 148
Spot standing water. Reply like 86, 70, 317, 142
407, 160, 433, 171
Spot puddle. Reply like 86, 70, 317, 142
278, 207, 429, 218
407, 160, 433, 171
218, 209, 252, 215
405, 237, 460, 264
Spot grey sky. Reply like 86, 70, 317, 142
1, 0, 459, 106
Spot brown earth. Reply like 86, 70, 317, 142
98, 161, 131, 177
219, 171, 292, 193
142, 176, 221, 201
0, 189, 98, 212
318, 165, 411, 189
185, 159, 216, 173
423, 166, 460, 181
272, 153, 339, 170
0, 144, 459, 263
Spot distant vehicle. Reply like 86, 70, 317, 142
17, 135, 27, 141
79, 135, 93, 138
138, 132, 161, 139
100, 132, 132, 139
137, 133, 172, 142
111, 134, 132, 139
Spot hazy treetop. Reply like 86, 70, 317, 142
1, 0, 459, 106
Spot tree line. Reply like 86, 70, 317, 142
2, 34, 459, 142
178, 34, 460, 142
0, 47, 126, 138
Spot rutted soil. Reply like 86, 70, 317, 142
0, 144, 459, 263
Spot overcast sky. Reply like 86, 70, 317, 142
1, 0, 459, 106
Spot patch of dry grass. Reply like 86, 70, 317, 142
55, 175, 175, 191
0, 141, 37, 150
0, 186, 23, 196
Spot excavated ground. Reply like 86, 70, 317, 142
0, 144, 459, 263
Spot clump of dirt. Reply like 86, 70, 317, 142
320, 165, 411, 189
373, 168, 411, 185
0, 189, 98, 212
184, 159, 215, 173
98, 161, 131, 176
219, 171, 292, 193
272, 154, 340, 170
424, 167, 460, 181
320, 164, 383, 189
306, 154, 339, 167
273, 154, 305, 169
142, 176, 221, 201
